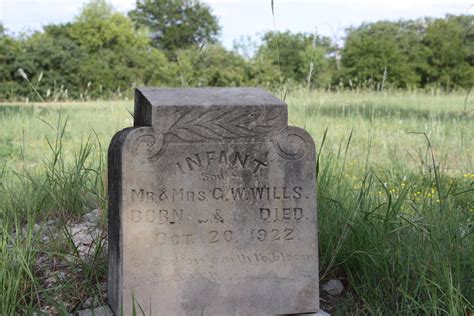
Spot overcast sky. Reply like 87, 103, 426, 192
1, 0, 472, 48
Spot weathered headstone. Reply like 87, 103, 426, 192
108, 88, 321, 315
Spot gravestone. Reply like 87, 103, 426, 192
108, 88, 321, 315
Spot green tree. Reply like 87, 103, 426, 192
175, 45, 247, 87
0, 24, 24, 100
17, 27, 85, 99
395, 19, 431, 88
68, 0, 174, 96
0, 0, 179, 100
129, 0, 220, 55
244, 55, 281, 89
0, 25, 69, 101
340, 21, 420, 90
422, 15, 474, 91
69, 0, 149, 52
256, 31, 335, 88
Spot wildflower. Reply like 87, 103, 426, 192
18, 68, 28, 80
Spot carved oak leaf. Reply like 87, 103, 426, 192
164, 108, 282, 142
254, 108, 281, 133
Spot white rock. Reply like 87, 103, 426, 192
82, 209, 101, 224
34, 223, 41, 232
45, 219, 58, 227
45, 276, 57, 285
82, 297, 94, 309
58, 271, 67, 281
322, 279, 344, 296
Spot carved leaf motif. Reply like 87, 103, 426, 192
165, 108, 282, 142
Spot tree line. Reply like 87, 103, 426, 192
0, 0, 472, 101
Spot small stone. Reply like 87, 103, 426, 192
321, 279, 344, 296
58, 271, 67, 281
67, 222, 104, 258
76, 305, 114, 316
82, 297, 94, 309
45, 219, 58, 227
45, 276, 56, 286
36, 254, 47, 265
34, 223, 41, 232
82, 209, 101, 224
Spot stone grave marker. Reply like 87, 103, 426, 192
108, 88, 322, 315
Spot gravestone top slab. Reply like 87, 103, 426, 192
136, 87, 286, 107
134, 87, 287, 128
108, 87, 320, 315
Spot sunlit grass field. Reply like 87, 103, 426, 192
1, 91, 473, 314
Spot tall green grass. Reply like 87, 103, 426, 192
317, 134, 473, 314
0, 91, 472, 314
0, 111, 108, 314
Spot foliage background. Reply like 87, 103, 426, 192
0, 0, 473, 101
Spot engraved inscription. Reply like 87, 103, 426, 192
129, 186, 304, 203
198, 209, 225, 224
251, 228, 295, 241
211, 186, 303, 201
155, 232, 196, 245
201, 170, 224, 181
127, 183, 309, 249
131, 188, 206, 203
126, 249, 317, 288
176, 150, 268, 175
129, 252, 316, 270
208, 230, 234, 243
131, 209, 183, 224
259, 208, 305, 221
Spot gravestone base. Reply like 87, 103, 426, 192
74, 305, 329, 316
